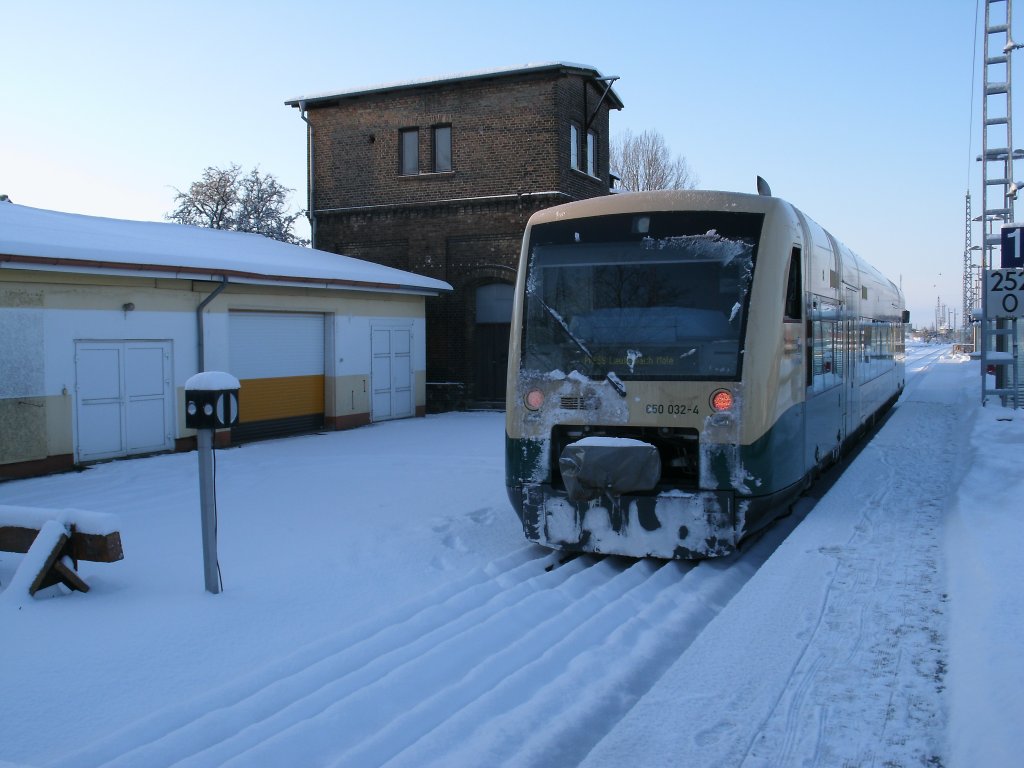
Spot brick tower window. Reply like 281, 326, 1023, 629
433, 125, 452, 172
400, 128, 419, 175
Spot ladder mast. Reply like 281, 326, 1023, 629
979, 0, 1022, 407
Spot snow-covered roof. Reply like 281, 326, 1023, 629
285, 62, 624, 109
0, 202, 452, 295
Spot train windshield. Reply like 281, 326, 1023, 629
522, 211, 763, 380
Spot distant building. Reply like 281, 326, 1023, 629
286, 62, 623, 408
0, 202, 450, 479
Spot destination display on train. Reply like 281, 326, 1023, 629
985, 268, 1024, 318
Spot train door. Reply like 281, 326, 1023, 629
843, 285, 860, 441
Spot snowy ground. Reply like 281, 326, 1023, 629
0, 344, 1020, 768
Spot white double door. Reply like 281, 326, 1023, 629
74, 340, 174, 462
371, 326, 413, 421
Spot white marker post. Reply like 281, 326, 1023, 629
184, 372, 240, 594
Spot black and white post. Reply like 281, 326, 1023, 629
184, 372, 240, 594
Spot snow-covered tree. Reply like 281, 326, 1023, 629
610, 129, 697, 192
167, 164, 309, 246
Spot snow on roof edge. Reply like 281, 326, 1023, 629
0, 203, 452, 294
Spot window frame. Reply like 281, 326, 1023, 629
399, 127, 419, 176
569, 123, 580, 171
432, 124, 452, 173
586, 130, 597, 177
784, 247, 803, 322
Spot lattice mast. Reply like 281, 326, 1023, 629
963, 191, 976, 343
979, 0, 1022, 403
980, 1, 1015, 262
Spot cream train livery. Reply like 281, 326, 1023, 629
505, 189, 906, 559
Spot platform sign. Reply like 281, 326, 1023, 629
985, 268, 1024, 318
1001, 225, 1024, 268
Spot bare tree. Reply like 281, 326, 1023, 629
167, 164, 309, 246
610, 129, 697, 192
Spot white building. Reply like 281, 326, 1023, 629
0, 202, 451, 479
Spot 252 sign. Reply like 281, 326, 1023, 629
986, 268, 1024, 318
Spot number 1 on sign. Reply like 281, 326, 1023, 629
1009, 228, 1022, 267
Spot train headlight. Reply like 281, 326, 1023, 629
524, 388, 545, 411
710, 389, 734, 412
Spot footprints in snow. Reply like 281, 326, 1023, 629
695, 718, 737, 747
430, 508, 498, 570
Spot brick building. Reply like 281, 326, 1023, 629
285, 62, 623, 408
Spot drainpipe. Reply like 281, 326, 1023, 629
196, 276, 228, 372
299, 100, 317, 248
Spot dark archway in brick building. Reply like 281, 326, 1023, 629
474, 282, 514, 403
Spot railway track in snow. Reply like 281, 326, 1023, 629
904, 342, 957, 376
52, 351, 951, 768
56, 509, 808, 768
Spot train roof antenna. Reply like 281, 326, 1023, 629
756, 176, 772, 197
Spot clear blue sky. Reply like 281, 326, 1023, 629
0, 1, 995, 327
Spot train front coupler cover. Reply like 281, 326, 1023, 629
512, 478, 739, 560
509, 427, 743, 560
558, 437, 661, 502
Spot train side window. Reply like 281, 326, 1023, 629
822, 321, 836, 387
784, 247, 802, 322
807, 296, 844, 394
810, 318, 838, 393
806, 318, 814, 387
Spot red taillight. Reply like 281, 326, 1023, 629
710, 389, 734, 412
525, 388, 545, 411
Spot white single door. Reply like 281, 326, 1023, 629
371, 327, 413, 421
76, 343, 126, 461
75, 341, 174, 462
125, 343, 175, 454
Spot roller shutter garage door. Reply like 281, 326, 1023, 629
229, 311, 325, 442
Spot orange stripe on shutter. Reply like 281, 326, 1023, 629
236, 375, 325, 423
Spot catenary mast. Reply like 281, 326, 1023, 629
963, 191, 975, 344
978, 0, 1022, 404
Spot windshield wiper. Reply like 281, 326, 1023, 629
605, 370, 627, 397
535, 297, 626, 397
537, 297, 593, 363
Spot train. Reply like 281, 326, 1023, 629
504, 189, 907, 559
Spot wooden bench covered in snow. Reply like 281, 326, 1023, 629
0, 505, 123, 596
